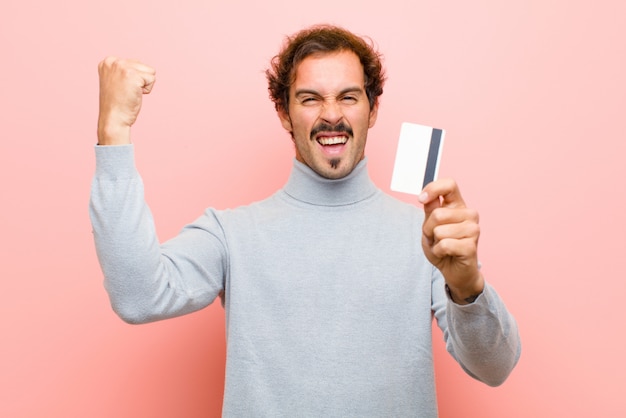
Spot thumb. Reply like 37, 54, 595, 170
418, 178, 465, 210
140, 73, 156, 94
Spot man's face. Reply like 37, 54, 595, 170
278, 50, 378, 179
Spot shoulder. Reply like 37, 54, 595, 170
207, 192, 286, 224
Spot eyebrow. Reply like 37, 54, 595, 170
294, 86, 365, 97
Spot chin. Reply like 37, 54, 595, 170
319, 162, 354, 179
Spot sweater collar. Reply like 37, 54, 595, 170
283, 158, 378, 206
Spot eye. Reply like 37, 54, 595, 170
300, 97, 319, 105
341, 95, 358, 104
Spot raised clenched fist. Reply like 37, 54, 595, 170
97, 57, 156, 145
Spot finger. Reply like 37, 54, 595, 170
125, 61, 157, 93
99, 56, 156, 75
98, 57, 156, 91
418, 178, 466, 212
121, 64, 156, 94
140, 73, 156, 94
422, 195, 441, 220
126, 59, 157, 75
422, 207, 479, 239
427, 236, 478, 260
431, 220, 480, 244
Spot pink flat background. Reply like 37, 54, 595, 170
2, 1, 624, 416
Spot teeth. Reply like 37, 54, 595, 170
317, 136, 347, 145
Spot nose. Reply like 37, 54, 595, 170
319, 99, 343, 125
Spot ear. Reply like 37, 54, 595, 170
277, 107, 293, 133
368, 102, 379, 128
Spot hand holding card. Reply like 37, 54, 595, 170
390, 123, 483, 302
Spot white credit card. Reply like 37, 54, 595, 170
390, 122, 445, 195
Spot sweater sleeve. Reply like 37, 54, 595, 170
89, 145, 225, 324
432, 268, 521, 386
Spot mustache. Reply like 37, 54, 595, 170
310, 122, 353, 140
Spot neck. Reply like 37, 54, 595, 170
283, 158, 377, 206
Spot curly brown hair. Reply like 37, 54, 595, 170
266, 24, 386, 113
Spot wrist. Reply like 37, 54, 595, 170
445, 274, 485, 305
97, 120, 131, 145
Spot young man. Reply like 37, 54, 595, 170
92, 25, 520, 417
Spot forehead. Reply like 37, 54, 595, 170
291, 50, 365, 92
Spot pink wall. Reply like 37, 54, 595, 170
2, 1, 625, 416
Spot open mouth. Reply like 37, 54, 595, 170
317, 135, 348, 146
311, 122, 353, 147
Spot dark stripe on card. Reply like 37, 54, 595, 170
423, 128, 442, 188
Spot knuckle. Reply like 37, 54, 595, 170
467, 208, 479, 222
103, 56, 118, 67
473, 223, 481, 237
430, 208, 444, 223
99, 56, 123, 74
432, 225, 447, 243
461, 218, 479, 234
431, 225, 440, 241
422, 223, 432, 239
437, 239, 452, 254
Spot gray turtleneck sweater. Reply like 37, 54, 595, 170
90, 145, 520, 418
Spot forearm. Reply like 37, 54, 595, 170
444, 282, 521, 386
